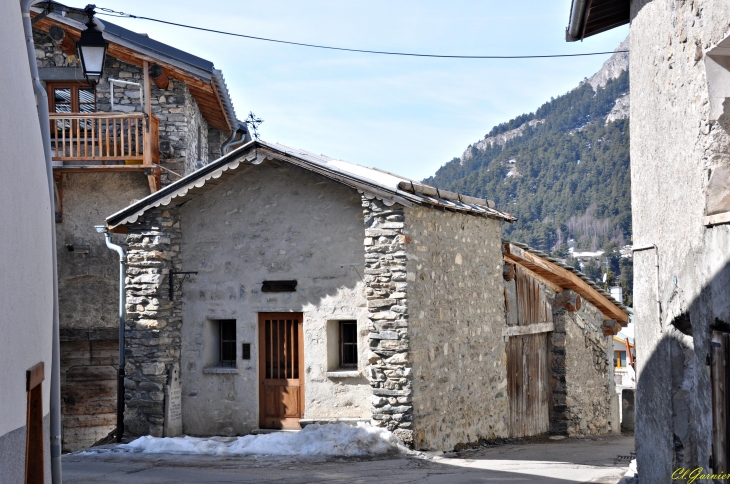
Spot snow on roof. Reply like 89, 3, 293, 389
106, 140, 515, 229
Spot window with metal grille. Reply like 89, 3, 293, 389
339, 321, 357, 368
220, 320, 236, 367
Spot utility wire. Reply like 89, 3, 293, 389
97, 8, 628, 59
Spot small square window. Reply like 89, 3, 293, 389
339, 321, 357, 368
219, 320, 236, 367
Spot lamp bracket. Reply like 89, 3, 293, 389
169, 271, 197, 301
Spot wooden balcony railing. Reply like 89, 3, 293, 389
49, 112, 160, 166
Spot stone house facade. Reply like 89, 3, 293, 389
31, 4, 247, 452
105, 141, 628, 451
566, 0, 730, 480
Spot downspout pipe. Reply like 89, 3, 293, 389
20, 1, 63, 482
221, 124, 250, 155
633, 244, 661, 330
97, 226, 126, 443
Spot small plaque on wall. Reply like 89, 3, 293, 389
241, 343, 251, 360
261, 280, 297, 292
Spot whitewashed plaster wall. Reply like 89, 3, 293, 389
630, 0, 730, 481
179, 159, 371, 435
0, 2, 54, 482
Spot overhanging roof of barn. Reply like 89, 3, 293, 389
105, 140, 516, 231
566, 0, 630, 42
503, 241, 630, 324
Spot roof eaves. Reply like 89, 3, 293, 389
106, 140, 257, 227
107, 140, 517, 228
38, 9, 214, 82
503, 239, 630, 318
212, 70, 237, 132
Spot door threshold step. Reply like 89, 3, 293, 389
251, 429, 300, 435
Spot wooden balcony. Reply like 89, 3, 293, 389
50, 112, 160, 170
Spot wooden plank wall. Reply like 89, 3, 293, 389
507, 332, 550, 438
515, 266, 553, 326
507, 266, 551, 438
60, 338, 118, 451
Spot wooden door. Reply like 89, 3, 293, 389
258, 313, 304, 429
507, 332, 549, 437
25, 362, 45, 484
711, 331, 730, 473
507, 266, 551, 438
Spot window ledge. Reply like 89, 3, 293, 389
203, 367, 238, 374
326, 370, 360, 379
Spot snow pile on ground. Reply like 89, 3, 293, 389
618, 459, 638, 484
119, 423, 407, 457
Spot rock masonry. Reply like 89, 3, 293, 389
551, 300, 614, 436
123, 207, 183, 436
361, 196, 414, 446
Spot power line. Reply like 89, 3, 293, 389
96, 8, 628, 60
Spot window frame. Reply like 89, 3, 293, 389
614, 350, 626, 368
219, 319, 236, 368
46, 81, 96, 114
338, 320, 358, 369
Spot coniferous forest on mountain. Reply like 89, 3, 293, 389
424, 70, 633, 304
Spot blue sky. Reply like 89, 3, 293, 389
82, 1, 628, 180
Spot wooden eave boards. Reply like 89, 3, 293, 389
503, 242, 629, 324
32, 16, 233, 132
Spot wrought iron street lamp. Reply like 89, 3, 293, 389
76, 5, 108, 86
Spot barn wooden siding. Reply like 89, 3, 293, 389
507, 266, 552, 438
515, 266, 553, 327
60, 329, 118, 452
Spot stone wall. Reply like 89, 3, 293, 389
551, 297, 615, 436
178, 160, 370, 436
406, 206, 507, 451
123, 207, 183, 437
630, 0, 730, 480
361, 198, 414, 445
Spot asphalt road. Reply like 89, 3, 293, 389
62, 434, 634, 483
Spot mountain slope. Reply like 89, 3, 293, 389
425, 42, 630, 255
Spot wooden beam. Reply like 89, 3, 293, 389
554, 291, 582, 312
503, 322, 555, 338
503, 261, 515, 281
147, 174, 157, 193
504, 255, 563, 293
602, 319, 622, 336
504, 243, 629, 324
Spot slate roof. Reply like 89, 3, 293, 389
106, 140, 516, 230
